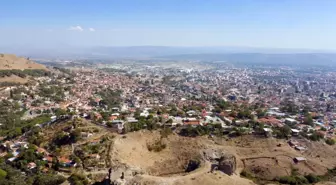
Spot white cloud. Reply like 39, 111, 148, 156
89, 28, 95, 32
68, 26, 84, 32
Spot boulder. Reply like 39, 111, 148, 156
203, 149, 236, 175
218, 155, 236, 175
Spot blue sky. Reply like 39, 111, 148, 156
1, 0, 336, 49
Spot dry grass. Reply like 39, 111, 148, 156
110, 133, 336, 185
0, 54, 47, 70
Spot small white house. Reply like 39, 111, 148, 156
294, 157, 307, 163
291, 129, 300, 136
285, 118, 298, 125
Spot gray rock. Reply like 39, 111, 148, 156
218, 155, 236, 175
203, 149, 236, 175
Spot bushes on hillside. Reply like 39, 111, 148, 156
68, 173, 89, 185
304, 174, 320, 183
0, 69, 50, 78
276, 175, 308, 185
326, 138, 335, 145
54, 129, 81, 146
147, 139, 166, 152
160, 127, 172, 138
240, 169, 254, 179
33, 174, 66, 185
309, 131, 325, 141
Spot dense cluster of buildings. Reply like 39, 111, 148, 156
1, 62, 336, 172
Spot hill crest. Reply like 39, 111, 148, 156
0, 54, 47, 70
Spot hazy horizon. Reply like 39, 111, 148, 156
2, 0, 336, 51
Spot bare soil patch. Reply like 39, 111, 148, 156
109, 133, 336, 185
112, 130, 205, 176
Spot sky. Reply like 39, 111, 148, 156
1, 0, 336, 50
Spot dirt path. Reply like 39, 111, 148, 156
138, 161, 254, 185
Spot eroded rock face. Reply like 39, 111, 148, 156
185, 159, 201, 172
203, 149, 236, 175
218, 155, 236, 175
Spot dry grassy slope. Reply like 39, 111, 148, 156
111, 131, 256, 185
0, 53, 47, 70
111, 132, 336, 185
316, 182, 336, 185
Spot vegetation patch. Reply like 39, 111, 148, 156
147, 139, 166, 152
326, 138, 335, 145
0, 69, 50, 78
68, 173, 89, 185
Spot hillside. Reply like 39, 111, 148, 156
0, 53, 47, 70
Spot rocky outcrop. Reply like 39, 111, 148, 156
185, 159, 201, 172
203, 149, 236, 175
218, 155, 236, 175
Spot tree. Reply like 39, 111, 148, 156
54, 108, 67, 117
0, 163, 27, 185
134, 110, 141, 119
303, 113, 314, 126
70, 129, 81, 143
68, 173, 89, 185
52, 157, 60, 171
54, 132, 70, 145
147, 114, 154, 120
256, 109, 266, 118
33, 174, 66, 185
28, 135, 43, 147
275, 125, 291, 139
309, 131, 324, 141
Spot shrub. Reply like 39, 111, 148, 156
295, 175, 309, 184
305, 173, 320, 183
68, 173, 89, 185
278, 176, 297, 185
326, 138, 335, 145
160, 127, 172, 138
147, 139, 166, 152
277, 175, 308, 185
309, 132, 324, 141
33, 174, 66, 185
240, 170, 254, 179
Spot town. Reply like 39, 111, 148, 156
0, 57, 336, 185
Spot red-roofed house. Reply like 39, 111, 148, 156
258, 117, 283, 127
183, 119, 200, 126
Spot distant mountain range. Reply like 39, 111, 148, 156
85, 46, 336, 66
86, 46, 336, 58
156, 53, 336, 66
1, 45, 335, 58
2, 46, 336, 66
